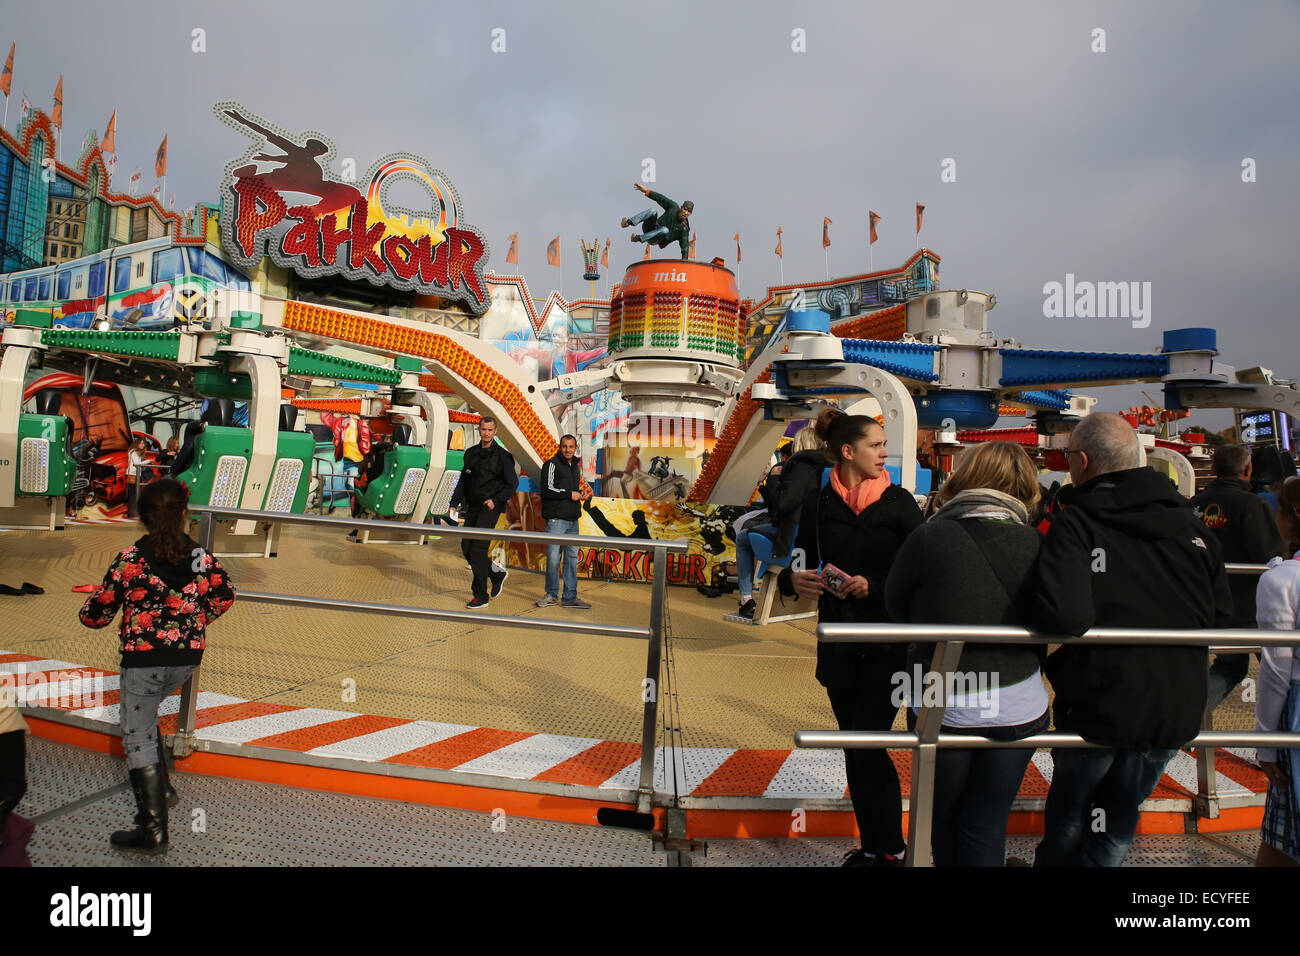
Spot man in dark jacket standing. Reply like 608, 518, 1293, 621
1191, 444, 1287, 709
537, 434, 591, 609
450, 416, 518, 609
1035, 413, 1233, 867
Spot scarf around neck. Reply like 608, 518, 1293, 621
934, 487, 1030, 525
830, 463, 891, 514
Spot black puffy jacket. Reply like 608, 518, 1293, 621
783, 482, 923, 688
1036, 467, 1233, 749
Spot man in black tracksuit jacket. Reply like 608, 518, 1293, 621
1034, 413, 1233, 867
449, 416, 518, 607
537, 435, 590, 607
1190, 444, 1287, 709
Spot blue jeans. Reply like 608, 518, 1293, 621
1035, 746, 1178, 867
627, 207, 669, 242
735, 522, 781, 599
545, 518, 579, 602
910, 711, 1050, 867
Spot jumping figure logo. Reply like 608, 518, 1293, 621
215, 102, 491, 313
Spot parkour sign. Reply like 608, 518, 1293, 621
215, 102, 490, 313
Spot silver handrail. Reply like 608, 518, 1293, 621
799, 623, 1300, 867
174, 505, 685, 816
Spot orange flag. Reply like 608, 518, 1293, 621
546, 236, 560, 267
601, 237, 609, 268
688, 231, 697, 259
0, 44, 13, 98
102, 111, 117, 154
868, 211, 881, 244
775, 227, 783, 258
734, 232, 741, 263
52, 75, 63, 128
915, 203, 925, 234
642, 243, 651, 260
505, 232, 518, 265
822, 217, 832, 249
155, 134, 168, 177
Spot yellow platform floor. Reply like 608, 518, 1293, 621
0, 520, 1259, 753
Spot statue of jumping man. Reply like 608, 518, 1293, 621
621, 183, 693, 260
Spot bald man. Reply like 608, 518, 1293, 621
1034, 412, 1233, 867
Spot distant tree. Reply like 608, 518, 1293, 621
1185, 425, 1227, 446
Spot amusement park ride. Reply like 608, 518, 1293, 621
2, 101, 1299, 564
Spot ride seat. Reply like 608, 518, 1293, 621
356, 443, 432, 518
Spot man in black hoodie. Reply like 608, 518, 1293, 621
1191, 444, 1287, 709
1035, 413, 1232, 867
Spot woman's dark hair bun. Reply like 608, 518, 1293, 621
814, 407, 843, 443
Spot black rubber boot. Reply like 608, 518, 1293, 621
111, 765, 168, 854
158, 736, 178, 808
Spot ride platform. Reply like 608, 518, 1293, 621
1, 520, 1270, 855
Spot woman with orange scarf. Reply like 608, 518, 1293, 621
785, 408, 922, 865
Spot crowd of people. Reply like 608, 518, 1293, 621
1, 408, 1296, 869
749, 408, 1299, 868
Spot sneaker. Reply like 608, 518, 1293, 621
874, 851, 905, 867
489, 565, 509, 598
536, 595, 558, 608
630, 235, 643, 243
737, 599, 756, 620
840, 848, 874, 868
620, 217, 630, 228
561, 597, 591, 609
465, 597, 490, 609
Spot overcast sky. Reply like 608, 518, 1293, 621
5, 0, 1297, 426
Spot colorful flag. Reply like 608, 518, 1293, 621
152, 182, 161, 200
775, 227, 783, 259
102, 110, 117, 154
822, 217, 832, 249
869, 211, 881, 245
546, 236, 560, 267
19, 90, 29, 120
128, 167, 141, 196
169, 193, 176, 210
689, 231, 697, 259
155, 134, 168, 177
915, 203, 925, 234
103, 152, 118, 182
505, 232, 518, 265
51, 75, 62, 128
734, 232, 741, 263
0, 44, 13, 98
601, 237, 610, 269
642, 243, 651, 261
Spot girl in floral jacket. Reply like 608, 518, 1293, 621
80, 477, 235, 853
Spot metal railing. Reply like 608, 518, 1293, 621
797, 621, 1300, 867
1198, 562, 1270, 814
176, 504, 689, 815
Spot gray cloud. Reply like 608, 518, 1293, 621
6, 0, 1297, 426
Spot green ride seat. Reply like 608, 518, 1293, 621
176, 425, 316, 514
356, 444, 433, 518
15, 413, 76, 497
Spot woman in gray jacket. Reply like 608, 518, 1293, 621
884, 441, 1047, 866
